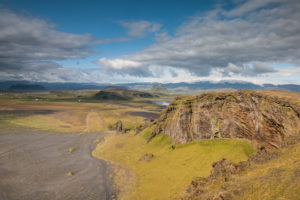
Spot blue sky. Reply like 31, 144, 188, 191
5, 0, 218, 67
0, 0, 300, 84
3, 0, 217, 56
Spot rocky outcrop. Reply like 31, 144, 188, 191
183, 147, 280, 200
184, 158, 246, 200
109, 120, 123, 132
138, 153, 154, 162
152, 91, 300, 150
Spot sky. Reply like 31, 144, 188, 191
0, 0, 300, 84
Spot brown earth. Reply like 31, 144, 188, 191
152, 90, 300, 150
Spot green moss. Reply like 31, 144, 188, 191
187, 101, 193, 113
215, 118, 219, 127
199, 142, 300, 200
141, 127, 153, 140
150, 133, 173, 146
214, 132, 219, 138
125, 125, 135, 131
93, 135, 254, 200
68, 147, 76, 153
67, 172, 74, 176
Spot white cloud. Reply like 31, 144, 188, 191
225, 0, 279, 17
95, 0, 300, 83
1, 0, 299, 84
96, 58, 142, 69
0, 7, 126, 82
154, 31, 172, 42
118, 20, 162, 38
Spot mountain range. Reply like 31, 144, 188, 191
0, 80, 299, 92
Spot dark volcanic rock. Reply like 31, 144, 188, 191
116, 120, 123, 132
109, 120, 123, 132
153, 91, 300, 150
209, 158, 248, 180
138, 153, 154, 163
248, 146, 278, 164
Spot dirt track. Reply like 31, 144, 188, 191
0, 130, 116, 200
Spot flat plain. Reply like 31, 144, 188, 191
0, 90, 166, 200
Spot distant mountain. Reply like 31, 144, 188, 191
262, 84, 300, 92
159, 81, 263, 90
9, 84, 46, 91
0, 81, 114, 91
126, 81, 300, 92
151, 84, 168, 92
0, 80, 299, 92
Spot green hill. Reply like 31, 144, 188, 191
93, 88, 155, 100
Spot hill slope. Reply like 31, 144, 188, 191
9, 84, 46, 91
183, 132, 300, 200
93, 88, 155, 100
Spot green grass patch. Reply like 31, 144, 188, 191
93, 130, 255, 200
68, 147, 76, 153
67, 172, 74, 176
7, 115, 78, 133
195, 141, 300, 200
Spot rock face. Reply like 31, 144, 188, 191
153, 91, 300, 150
109, 120, 123, 132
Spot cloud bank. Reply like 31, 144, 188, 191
0, 7, 129, 82
96, 0, 300, 81
1, 0, 300, 84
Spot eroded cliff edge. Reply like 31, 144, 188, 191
151, 90, 300, 150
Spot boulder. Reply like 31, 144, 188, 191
138, 153, 154, 163
109, 120, 123, 132
116, 120, 123, 132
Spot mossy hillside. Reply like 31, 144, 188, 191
237, 142, 300, 200
93, 127, 255, 200
185, 141, 300, 200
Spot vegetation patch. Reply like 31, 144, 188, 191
0, 97, 155, 133
68, 147, 76, 153
183, 141, 300, 200
93, 88, 155, 101
67, 172, 74, 176
93, 128, 254, 200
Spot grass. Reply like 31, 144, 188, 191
192, 141, 300, 200
234, 142, 300, 200
9, 114, 81, 133
68, 147, 76, 153
92, 128, 255, 200
67, 172, 74, 176
0, 98, 155, 133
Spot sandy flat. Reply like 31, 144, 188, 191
0, 130, 116, 200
